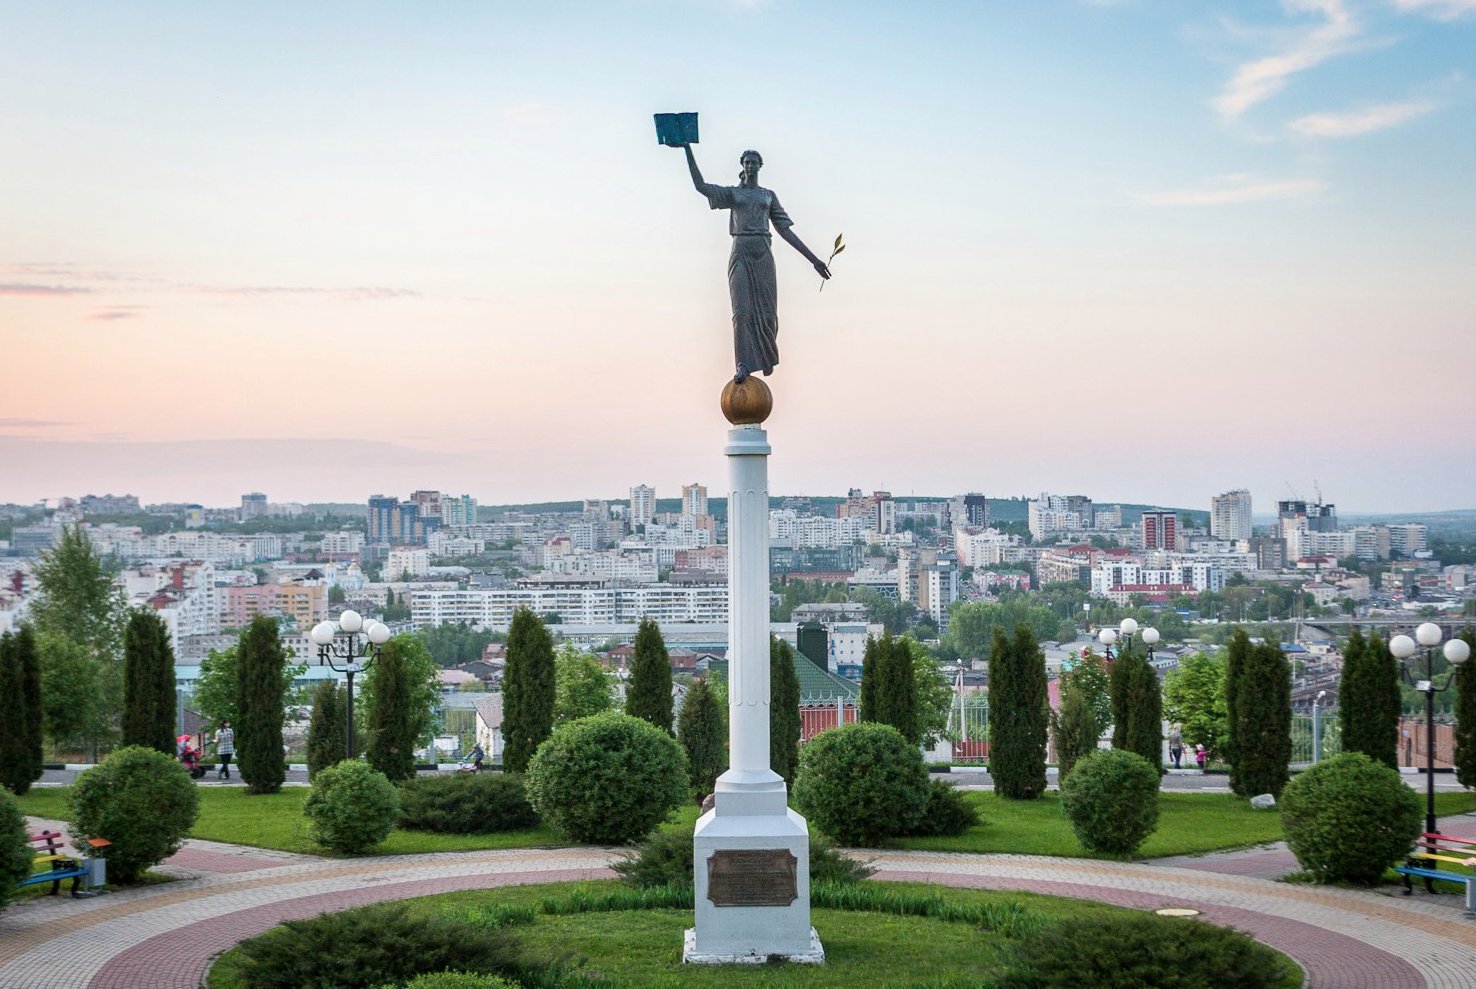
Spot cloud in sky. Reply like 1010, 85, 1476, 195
0, 418, 72, 430
186, 284, 421, 301
0, 283, 93, 296
1136, 174, 1324, 206
1214, 0, 1361, 119
88, 307, 146, 321
1289, 99, 1436, 136
1393, 0, 1476, 19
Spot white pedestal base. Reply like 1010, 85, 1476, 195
683, 926, 826, 965
687, 797, 820, 961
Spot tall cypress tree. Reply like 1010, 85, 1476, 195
366, 639, 417, 781
1128, 646, 1165, 775
875, 634, 919, 745
305, 679, 346, 779
1230, 639, 1292, 798
503, 608, 555, 773
626, 617, 674, 733
1223, 628, 1251, 774
1109, 645, 1132, 751
678, 675, 727, 800
0, 632, 39, 795
859, 635, 879, 722
1341, 630, 1399, 769
235, 616, 286, 794
988, 625, 1047, 799
769, 637, 802, 783
121, 609, 177, 755
16, 627, 44, 789
1454, 629, 1475, 790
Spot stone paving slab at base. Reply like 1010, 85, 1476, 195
4, 825, 1476, 989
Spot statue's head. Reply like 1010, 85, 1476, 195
739, 150, 763, 185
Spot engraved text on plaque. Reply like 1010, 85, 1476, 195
706, 849, 799, 907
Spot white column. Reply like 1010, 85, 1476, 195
721, 425, 782, 793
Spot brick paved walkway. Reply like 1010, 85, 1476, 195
3, 814, 1472, 988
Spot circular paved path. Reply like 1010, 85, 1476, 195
3, 814, 1473, 988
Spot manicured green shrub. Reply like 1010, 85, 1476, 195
232, 902, 519, 989
524, 712, 687, 844
397, 773, 538, 834
392, 975, 520, 989
0, 790, 33, 912
304, 760, 399, 854
1002, 913, 1293, 988
907, 779, 979, 837
1280, 751, 1422, 885
792, 722, 929, 846
1058, 749, 1160, 856
69, 745, 199, 882
612, 825, 873, 889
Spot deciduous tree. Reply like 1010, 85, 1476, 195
554, 645, 613, 724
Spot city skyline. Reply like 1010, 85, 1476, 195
3, 1, 1474, 511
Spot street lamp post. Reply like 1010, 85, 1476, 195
1097, 617, 1160, 662
1389, 623, 1470, 835
310, 610, 392, 761
1312, 690, 1327, 764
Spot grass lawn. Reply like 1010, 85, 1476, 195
20, 784, 1475, 861
895, 790, 1476, 859
207, 879, 1303, 989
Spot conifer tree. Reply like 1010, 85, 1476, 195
770, 637, 802, 783
988, 625, 1048, 799
678, 675, 727, 799
19, 627, 43, 788
626, 616, 674, 734
1051, 687, 1098, 783
1340, 629, 1399, 769
859, 635, 879, 722
121, 609, 177, 755
1223, 628, 1252, 773
305, 679, 346, 779
1454, 629, 1475, 790
1229, 638, 1292, 797
0, 630, 44, 795
875, 634, 919, 745
503, 608, 555, 773
1109, 642, 1163, 775
366, 638, 417, 781
235, 616, 286, 794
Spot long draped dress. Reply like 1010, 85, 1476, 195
699, 182, 793, 377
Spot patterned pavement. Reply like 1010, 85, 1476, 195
2, 813, 1473, 988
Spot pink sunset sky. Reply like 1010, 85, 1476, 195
3, 2, 1474, 512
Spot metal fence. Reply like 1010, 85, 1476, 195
1290, 710, 1342, 765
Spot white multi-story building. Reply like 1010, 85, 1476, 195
1387, 523, 1429, 556
629, 485, 656, 528
1092, 561, 1225, 596
920, 559, 960, 630
387, 548, 431, 580
681, 483, 707, 519
826, 621, 886, 668
1210, 489, 1253, 542
768, 510, 870, 549
320, 531, 365, 555
1301, 530, 1356, 559
1028, 493, 1093, 540
953, 527, 1019, 568
410, 583, 729, 629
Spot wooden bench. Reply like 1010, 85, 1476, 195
19, 831, 98, 898
1395, 831, 1476, 912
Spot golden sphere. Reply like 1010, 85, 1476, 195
720, 376, 773, 425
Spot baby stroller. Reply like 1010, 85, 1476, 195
180, 745, 207, 780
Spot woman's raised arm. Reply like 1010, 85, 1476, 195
684, 144, 715, 196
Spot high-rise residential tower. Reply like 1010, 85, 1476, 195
1210, 489, 1253, 541
629, 484, 656, 527
682, 483, 708, 518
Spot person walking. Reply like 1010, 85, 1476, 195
1169, 724, 1183, 769
214, 721, 235, 780
1194, 742, 1207, 771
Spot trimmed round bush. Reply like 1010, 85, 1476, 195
397, 773, 538, 834
792, 722, 930, 846
1002, 913, 1293, 988
0, 790, 33, 911
524, 712, 688, 844
233, 902, 519, 989
69, 745, 200, 883
1059, 749, 1160, 856
908, 778, 980, 837
304, 760, 399, 854
1281, 751, 1422, 884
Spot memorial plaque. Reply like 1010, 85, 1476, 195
706, 849, 798, 907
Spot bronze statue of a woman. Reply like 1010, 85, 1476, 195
677, 144, 830, 382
